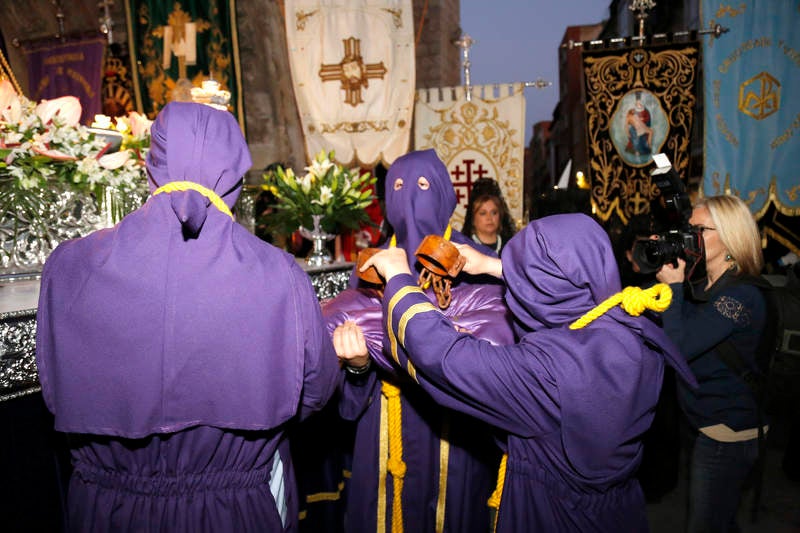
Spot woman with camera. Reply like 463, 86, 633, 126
656, 194, 769, 533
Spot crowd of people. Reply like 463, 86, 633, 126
36, 102, 781, 532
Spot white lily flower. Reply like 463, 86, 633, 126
306, 155, 334, 178
312, 185, 333, 206
98, 150, 133, 170
299, 172, 313, 194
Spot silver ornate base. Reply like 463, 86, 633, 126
0, 187, 147, 276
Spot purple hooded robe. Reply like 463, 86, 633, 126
376, 213, 698, 532
35, 102, 339, 532
322, 149, 515, 532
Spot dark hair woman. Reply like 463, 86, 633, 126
461, 177, 516, 254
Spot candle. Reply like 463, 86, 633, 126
202, 79, 220, 93
92, 114, 112, 129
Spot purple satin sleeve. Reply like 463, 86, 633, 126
321, 288, 384, 421
440, 280, 515, 345
321, 287, 385, 364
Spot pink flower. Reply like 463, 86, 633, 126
32, 146, 77, 161
98, 150, 132, 170
35, 96, 82, 126
0, 79, 18, 113
128, 111, 153, 138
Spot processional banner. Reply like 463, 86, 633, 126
701, 0, 800, 218
22, 36, 106, 125
414, 83, 526, 229
583, 43, 699, 223
284, 0, 415, 166
124, 0, 244, 125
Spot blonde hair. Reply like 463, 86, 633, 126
696, 195, 764, 276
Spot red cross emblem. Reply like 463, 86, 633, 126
450, 158, 490, 207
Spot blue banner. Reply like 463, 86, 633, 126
701, 0, 800, 217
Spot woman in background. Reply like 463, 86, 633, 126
461, 177, 516, 255
656, 194, 769, 533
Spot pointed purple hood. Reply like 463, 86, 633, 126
383, 149, 487, 272
146, 101, 251, 234
502, 213, 696, 387
36, 102, 317, 438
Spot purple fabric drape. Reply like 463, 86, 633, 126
22, 36, 105, 124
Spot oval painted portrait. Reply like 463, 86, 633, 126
610, 89, 669, 167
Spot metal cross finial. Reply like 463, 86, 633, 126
453, 33, 475, 102
99, 0, 115, 44
525, 78, 552, 90
52, 0, 66, 39
629, 0, 656, 39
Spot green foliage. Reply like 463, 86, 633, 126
262, 150, 377, 235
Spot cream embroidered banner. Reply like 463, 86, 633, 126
414, 83, 526, 229
285, 0, 414, 166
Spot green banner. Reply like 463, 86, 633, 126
124, 0, 244, 127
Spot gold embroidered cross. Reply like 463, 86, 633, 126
319, 37, 387, 107
152, 3, 211, 80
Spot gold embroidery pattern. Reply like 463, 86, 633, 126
706, 174, 800, 219
295, 9, 318, 31
739, 72, 780, 120
583, 45, 698, 223
381, 8, 403, 29
714, 295, 751, 327
716, 3, 747, 18
102, 54, 135, 117
420, 100, 523, 226
319, 37, 387, 107
131, 1, 232, 118
317, 120, 390, 134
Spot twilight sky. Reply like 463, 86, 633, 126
460, 1, 611, 145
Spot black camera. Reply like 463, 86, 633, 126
631, 154, 703, 274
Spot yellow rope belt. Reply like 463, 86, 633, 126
487, 283, 673, 531
152, 181, 234, 219
381, 380, 406, 533
487, 453, 507, 532
380, 225, 454, 532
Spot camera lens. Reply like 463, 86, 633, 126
632, 238, 683, 274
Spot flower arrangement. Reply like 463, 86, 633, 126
262, 150, 376, 235
0, 79, 153, 272
0, 79, 151, 214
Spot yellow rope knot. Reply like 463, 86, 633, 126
382, 381, 402, 398
387, 456, 407, 479
569, 283, 672, 330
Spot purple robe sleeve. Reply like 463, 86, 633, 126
380, 275, 664, 478
377, 274, 559, 436
291, 262, 341, 421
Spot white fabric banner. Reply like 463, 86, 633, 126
414, 83, 526, 230
285, 0, 415, 166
